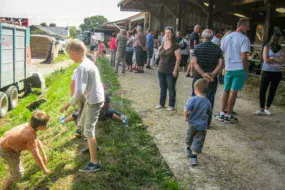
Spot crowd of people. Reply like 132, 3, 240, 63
107, 18, 284, 165
0, 17, 284, 189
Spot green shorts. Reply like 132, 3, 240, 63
224, 70, 247, 92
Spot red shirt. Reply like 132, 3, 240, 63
109, 37, 117, 50
98, 43, 106, 53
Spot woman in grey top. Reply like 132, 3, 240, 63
254, 34, 285, 116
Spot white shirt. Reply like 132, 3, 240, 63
69, 58, 104, 105
91, 35, 97, 46
221, 32, 250, 71
211, 36, 220, 46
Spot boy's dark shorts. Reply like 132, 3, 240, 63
99, 108, 114, 121
90, 45, 96, 51
185, 125, 206, 153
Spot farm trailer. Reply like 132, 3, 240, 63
0, 23, 44, 118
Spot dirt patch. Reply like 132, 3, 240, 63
117, 68, 285, 190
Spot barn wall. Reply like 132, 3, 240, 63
149, 4, 233, 36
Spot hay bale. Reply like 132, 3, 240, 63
31, 35, 53, 59
245, 74, 285, 109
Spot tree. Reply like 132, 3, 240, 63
40, 22, 47, 27
49, 23, 56, 27
69, 26, 77, 38
80, 15, 108, 31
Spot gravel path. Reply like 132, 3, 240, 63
117, 67, 285, 190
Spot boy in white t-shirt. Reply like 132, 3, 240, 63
215, 18, 251, 123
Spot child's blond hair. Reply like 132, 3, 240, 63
194, 79, 209, 94
66, 39, 87, 55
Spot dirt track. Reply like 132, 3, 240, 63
117, 67, 285, 190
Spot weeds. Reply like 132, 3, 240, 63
52, 53, 70, 64
0, 57, 180, 189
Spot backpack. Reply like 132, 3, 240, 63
179, 39, 188, 50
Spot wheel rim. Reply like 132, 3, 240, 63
11, 89, 18, 107
1, 96, 8, 114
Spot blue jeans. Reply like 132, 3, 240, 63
192, 77, 218, 109
158, 72, 177, 107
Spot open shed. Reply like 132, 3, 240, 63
118, 0, 285, 44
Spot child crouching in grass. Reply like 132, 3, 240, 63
60, 84, 128, 129
184, 79, 212, 166
0, 110, 51, 190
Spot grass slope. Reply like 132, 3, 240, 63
0, 58, 180, 189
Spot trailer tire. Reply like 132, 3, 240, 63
0, 92, 9, 118
6, 86, 18, 110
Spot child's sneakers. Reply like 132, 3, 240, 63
74, 129, 82, 137
190, 155, 198, 166
79, 162, 101, 172
59, 116, 66, 124
185, 147, 191, 157
190, 157, 198, 166
121, 115, 129, 127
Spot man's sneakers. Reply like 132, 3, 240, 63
185, 147, 191, 157
79, 162, 100, 172
214, 114, 238, 123
214, 114, 224, 122
224, 115, 238, 123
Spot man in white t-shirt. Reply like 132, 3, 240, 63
215, 18, 250, 123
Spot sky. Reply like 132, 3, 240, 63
1, 0, 139, 27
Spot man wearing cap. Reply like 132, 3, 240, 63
134, 26, 146, 73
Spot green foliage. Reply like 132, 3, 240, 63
0, 58, 181, 189
49, 23, 56, 27
40, 22, 47, 27
52, 53, 70, 64
69, 26, 77, 38
79, 15, 108, 31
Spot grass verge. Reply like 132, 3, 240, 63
0, 58, 180, 189
52, 53, 70, 64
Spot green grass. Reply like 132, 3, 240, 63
52, 53, 70, 64
0, 58, 181, 189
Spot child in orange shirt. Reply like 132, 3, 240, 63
0, 110, 51, 190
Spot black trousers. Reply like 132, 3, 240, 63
259, 71, 282, 108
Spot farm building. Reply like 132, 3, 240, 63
118, 0, 285, 44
